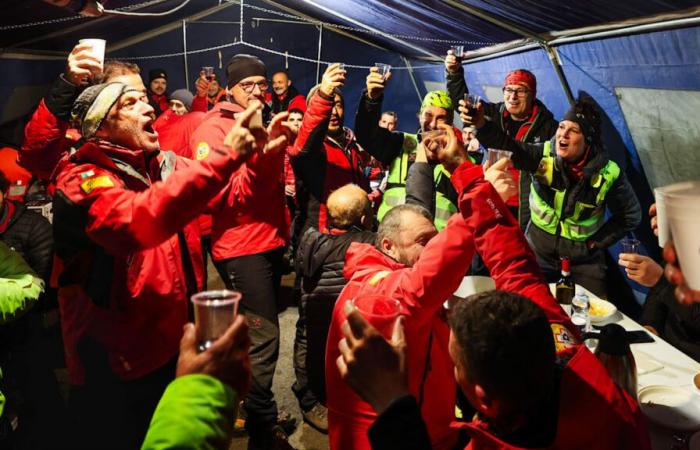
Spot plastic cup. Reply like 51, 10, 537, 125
79, 38, 106, 67
191, 290, 241, 351
351, 295, 401, 339
485, 148, 513, 167
452, 45, 465, 58
620, 238, 640, 254
202, 66, 215, 81
337, 63, 345, 71
374, 63, 391, 81
655, 182, 700, 247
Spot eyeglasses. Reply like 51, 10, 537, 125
502, 87, 530, 97
237, 80, 268, 93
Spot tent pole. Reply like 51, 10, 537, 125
316, 24, 323, 84
183, 20, 190, 91
542, 44, 574, 105
401, 56, 423, 104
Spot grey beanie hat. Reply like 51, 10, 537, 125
169, 89, 194, 111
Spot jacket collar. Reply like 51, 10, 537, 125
343, 242, 404, 281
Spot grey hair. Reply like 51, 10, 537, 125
376, 204, 433, 249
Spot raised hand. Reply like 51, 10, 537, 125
195, 71, 211, 98
321, 63, 347, 97
458, 97, 486, 128
445, 49, 460, 74
435, 124, 469, 173
365, 66, 391, 100
223, 101, 266, 158
484, 157, 517, 202
65, 42, 103, 86
663, 242, 700, 305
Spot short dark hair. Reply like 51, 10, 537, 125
382, 111, 397, 120
96, 60, 141, 84
0, 170, 9, 193
376, 204, 432, 249
449, 291, 556, 412
289, 108, 304, 117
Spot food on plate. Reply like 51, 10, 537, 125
589, 298, 615, 317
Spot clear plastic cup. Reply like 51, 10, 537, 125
451, 45, 465, 58
620, 238, 640, 254
79, 38, 106, 67
351, 295, 401, 339
374, 63, 391, 81
485, 148, 513, 167
337, 63, 345, 71
202, 66, 215, 81
191, 290, 241, 351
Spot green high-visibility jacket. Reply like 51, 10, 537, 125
530, 141, 621, 241
378, 133, 458, 230
141, 374, 238, 450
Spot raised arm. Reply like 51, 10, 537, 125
354, 69, 404, 165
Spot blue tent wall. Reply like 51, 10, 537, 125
107, 1, 421, 131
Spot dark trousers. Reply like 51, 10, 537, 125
216, 247, 285, 430
69, 348, 176, 450
292, 294, 322, 410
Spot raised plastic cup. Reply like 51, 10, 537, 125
485, 148, 513, 167
374, 63, 391, 81
620, 238, 640, 254
465, 93, 481, 115
351, 294, 401, 339
191, 290, 241, 351
337, 63, 345, 71
79, 38, 106, 67
451, 45, 465, 58
202, 66, 215, 81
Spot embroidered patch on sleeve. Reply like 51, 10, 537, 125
367, 270, 390, 286
551, 323, 578, 353
80, 175, 115, 194
195, 141, 210, 160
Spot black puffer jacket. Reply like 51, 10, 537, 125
0, 201, 53, 281
295, 226, 376, 400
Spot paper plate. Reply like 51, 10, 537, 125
638, 385, 700, 431
588, 298, 617, 324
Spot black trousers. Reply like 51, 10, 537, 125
216, 247, 285, 430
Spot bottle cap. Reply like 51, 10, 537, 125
561, 257, 570, 272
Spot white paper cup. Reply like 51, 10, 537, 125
654, 182, 700, 247
79, 38, 106, 67
668, 215, 700, 290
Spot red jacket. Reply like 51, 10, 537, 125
292, 91, 369, 232
325, 162, 574, 450
153, 110, 206, 158
0, 147, 32, 201
457, 345, 651, 450
52, 139, 244, 384
190, 102, 288, 260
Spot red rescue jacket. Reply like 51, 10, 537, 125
52, 139, 243, 384
325, 162, 574, 450
190, 102, 288, 260
456, 345, 651, 450
291, 91, 369, 232
21, 99, 73, 181
153, 110, 206, 158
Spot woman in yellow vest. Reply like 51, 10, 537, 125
469, 99, 641, 297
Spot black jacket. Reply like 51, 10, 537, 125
295, 225, 376, 401
446, 66, 558, 229
354, 91, 406, 166
641, 276, 700, 363
0, 201, 53, 281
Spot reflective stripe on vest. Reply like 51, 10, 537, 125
529, 141, 621, 241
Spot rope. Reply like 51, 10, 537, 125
103, 0, 192, 17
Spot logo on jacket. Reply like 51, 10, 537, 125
195, 142, 210, 160
80, 175, 115, 194
551, 323, 577, 353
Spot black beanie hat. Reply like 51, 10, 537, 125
149, 68, 168, 83
562, 100, 600, 145
226, 54, 267, 88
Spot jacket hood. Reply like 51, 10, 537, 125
343, 241, 404, 282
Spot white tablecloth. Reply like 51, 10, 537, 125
549, 284, 700, 448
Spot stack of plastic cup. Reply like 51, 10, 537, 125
660, 180, 700, 290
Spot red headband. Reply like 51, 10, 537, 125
504, 70, 536, 93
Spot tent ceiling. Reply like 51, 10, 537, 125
1, 0, 699, 59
